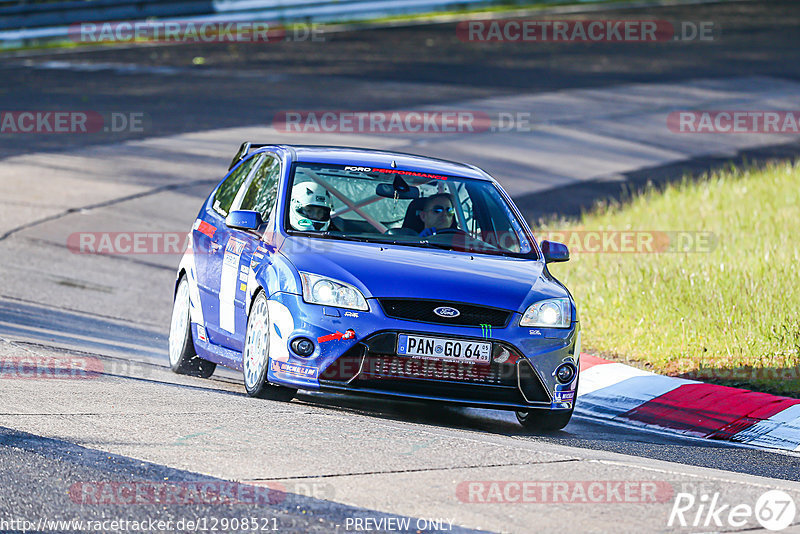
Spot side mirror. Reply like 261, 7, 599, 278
541, 240, 569, 263
226, 210, 263, 231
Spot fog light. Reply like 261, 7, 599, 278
291, 337, 315, 357
494, 348, 511, 364
555, 363, 576, 384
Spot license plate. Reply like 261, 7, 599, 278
396, 334, 491, 365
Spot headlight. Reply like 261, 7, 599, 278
299, 272, 369, 311
520, 298, 571, 328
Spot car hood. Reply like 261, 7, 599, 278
281, 237, 567, 312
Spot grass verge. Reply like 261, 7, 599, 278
538, 160, 800, 397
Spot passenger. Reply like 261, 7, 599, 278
289, 182, 333, 231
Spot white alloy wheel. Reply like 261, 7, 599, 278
168, 275, 216, 378
244, 294, 270, 390
169, 277, 191, 367
243, 292, 296, 401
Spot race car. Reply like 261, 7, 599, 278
168, 144, 580, 430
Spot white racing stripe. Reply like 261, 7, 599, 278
578, 374, 693, 421
219, 237, 246, 333
577, 362, 652, 396
576, 356, 800, 451
731, 405, 800, 451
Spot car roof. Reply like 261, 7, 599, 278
259, 145, 494, 181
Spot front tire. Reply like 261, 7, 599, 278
243, 291, 296, 401
169, 275, 216, 378
516, 407, 574, 432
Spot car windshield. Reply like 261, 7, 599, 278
284, 162, 536, 258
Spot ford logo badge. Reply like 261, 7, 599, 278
433, 306, 460, 318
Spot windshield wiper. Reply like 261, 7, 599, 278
412, 240, 519, 257
314, 232, 374, 243
295, 232, 519, 256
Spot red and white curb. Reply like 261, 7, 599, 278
576, 354, 800, 452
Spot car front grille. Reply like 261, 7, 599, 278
364, 354, 512, 385
317, 332, 550, 405
377, 299, 512, 327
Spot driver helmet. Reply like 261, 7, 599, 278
290, 182, 333, 231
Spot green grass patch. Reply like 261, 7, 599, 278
538, 161, 800, 397
335, 0, 623, 26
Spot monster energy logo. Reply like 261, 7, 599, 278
480, 323, 492, 338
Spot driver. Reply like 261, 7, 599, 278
419, 193, 456, 237
290, 182, 333, 231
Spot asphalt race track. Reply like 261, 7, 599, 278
1, 1, 800, 532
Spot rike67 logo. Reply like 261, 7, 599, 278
669, 490, 797, 531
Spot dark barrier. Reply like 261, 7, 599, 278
0, 0, 215, 30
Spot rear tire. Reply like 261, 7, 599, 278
516, 407, 574, 432
168, 275, 216, 378
243, 291, 296, 401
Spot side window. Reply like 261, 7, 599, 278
213, 157, 257, 217
480, 191, 523, 253
240, 155, 281, 219
453, 182, 475, 234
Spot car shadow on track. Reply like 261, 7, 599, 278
0, 426, 486, 534
295, 389, 569, 436
289, 390, 800, 482
0, 297, 165, 360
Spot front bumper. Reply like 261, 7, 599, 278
267, 292, 579, 411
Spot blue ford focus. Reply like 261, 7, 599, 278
169, 144, 580, 430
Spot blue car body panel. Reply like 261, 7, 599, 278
177, 145, 580, 412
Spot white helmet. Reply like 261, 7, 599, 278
290, 182, 333, 231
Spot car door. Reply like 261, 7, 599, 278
213, 153, 282, 354
195, 154, 260, 346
